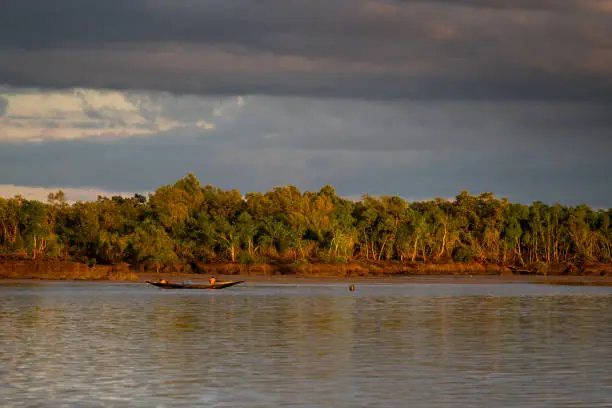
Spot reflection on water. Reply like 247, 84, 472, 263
2, 283, 612, 407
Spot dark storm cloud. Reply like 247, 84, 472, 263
390, 0, 600, 11
3, 58, 611, 103
1, 1, 611, 207
0, 0, 611, 101
1, 1, 605, 50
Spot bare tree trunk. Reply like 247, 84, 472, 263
11, 225, 18, 244
362, 229, 369, 260
515, 237, 524, 266
421, 241, 427, 262
378, 237, 389, 261
411, 236, 419, 262
438, 225, 447, 258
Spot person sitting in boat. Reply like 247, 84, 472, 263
160, 278, 168, 284
209, 276, 216, 285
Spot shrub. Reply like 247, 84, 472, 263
452, 246, 478, 263
237, 253, 255, 265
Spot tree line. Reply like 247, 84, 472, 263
1, 174, 610, 270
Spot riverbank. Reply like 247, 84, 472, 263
137, 273, 612, 286
1, 255, 611, 285
4, 274, 612, 287
0, 256, 138, 281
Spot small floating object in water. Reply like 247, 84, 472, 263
349, 284, 356, 292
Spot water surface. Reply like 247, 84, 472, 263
2, 282, 612, 407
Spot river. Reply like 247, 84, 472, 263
2, 282, 612, 407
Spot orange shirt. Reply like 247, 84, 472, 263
209, 277, 216, 285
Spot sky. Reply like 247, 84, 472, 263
0, 0, 611, 207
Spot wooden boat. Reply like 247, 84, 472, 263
146, 280, 244, 290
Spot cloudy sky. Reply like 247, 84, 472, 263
1, 0, 611, 206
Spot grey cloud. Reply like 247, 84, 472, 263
0, 2, 610, 207
390, 0, 599, 11
0, 1, 611, 102
1, 1, 604, 50
0, 1, 382, 52
1, 49, 611, 103
0, 130, 609, 207
83, 109, 103, 120
72, 122, 107, 130
0, 95, 7, 116
0, 95, 610, 206
40, 120, 60, 129
210, 97, 612, 151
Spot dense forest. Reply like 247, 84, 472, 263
1, 174, 610, 272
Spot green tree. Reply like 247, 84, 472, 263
130, 222, 179, 273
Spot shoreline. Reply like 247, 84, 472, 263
3, 274, 612, 286
138, 273, 612, 286
2, 256, 611, 286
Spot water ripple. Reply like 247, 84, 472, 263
1, 282, 612, 407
